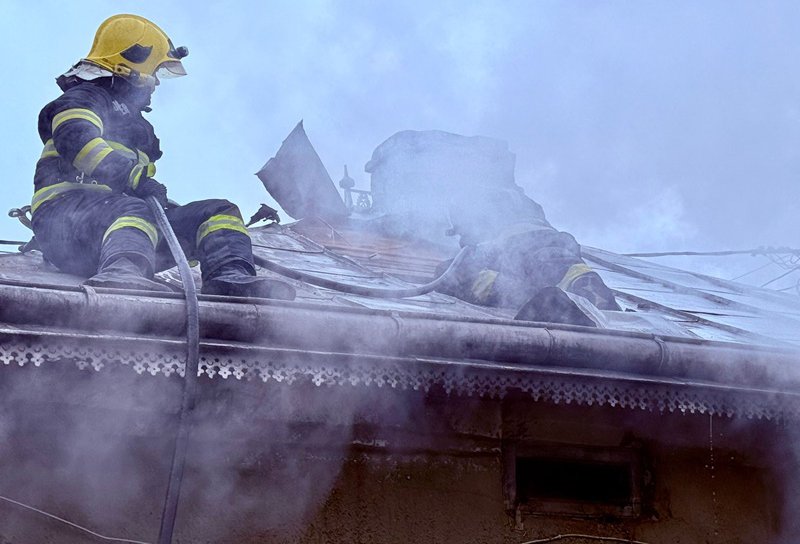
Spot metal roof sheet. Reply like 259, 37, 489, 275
1, 220, 799, 348
583, 247, 800, 346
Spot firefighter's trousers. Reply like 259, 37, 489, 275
31, 190, 254, 281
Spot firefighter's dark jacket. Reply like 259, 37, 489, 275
33, 77, 160, 207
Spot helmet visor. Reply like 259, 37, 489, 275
155, 60, 187, 79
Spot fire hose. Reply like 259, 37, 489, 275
252, 245, 471, 298
145, 196, 200, 544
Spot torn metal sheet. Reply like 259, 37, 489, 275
256, 121, 347, 222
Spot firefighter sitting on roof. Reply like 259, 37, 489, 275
31, 14, 294, 299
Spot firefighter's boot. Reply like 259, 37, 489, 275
514, 286, 597, 327
201, 261, 295, 300
84, 256, 173, 292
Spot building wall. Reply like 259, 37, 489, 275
0, 370, 791, 543
261, 400, 783, 544
294, 446, 776, 544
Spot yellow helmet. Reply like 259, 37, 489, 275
84, 14, 188, 89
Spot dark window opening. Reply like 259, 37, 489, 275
503, 442, 643, 519
516, 457, 632, 506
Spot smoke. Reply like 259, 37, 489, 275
0, 333, 438, 543
1, 2, 798, 543
0, 321, 477, 544
577, 184, 698, 254
0, 365, 173, 542
175, 378, 382, 542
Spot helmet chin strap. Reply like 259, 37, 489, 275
112, 64, 157, 91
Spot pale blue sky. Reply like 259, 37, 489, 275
2, 0, 799, 282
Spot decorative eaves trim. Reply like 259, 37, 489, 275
1, 329, 798, 422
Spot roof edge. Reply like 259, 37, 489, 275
0, 282, 799, 393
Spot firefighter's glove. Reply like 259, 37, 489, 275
135, 178, 168, 209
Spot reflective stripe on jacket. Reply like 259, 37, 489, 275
34, 80, 161, 197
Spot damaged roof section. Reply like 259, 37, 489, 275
256, 125, 800, 348
583, 247, 800, 346
246, 223, 508, 318
274, 218, 800, 347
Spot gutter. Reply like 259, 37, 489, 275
0, 281, 799, 392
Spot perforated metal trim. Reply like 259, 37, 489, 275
1, 334, 797, 421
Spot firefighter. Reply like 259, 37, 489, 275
438, 187, 621, 326
31, 14, 294, 300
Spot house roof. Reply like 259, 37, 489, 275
1, 217, 799, 420
286, 216, 800, 348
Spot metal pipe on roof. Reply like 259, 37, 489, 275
0, 282, 798, 391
